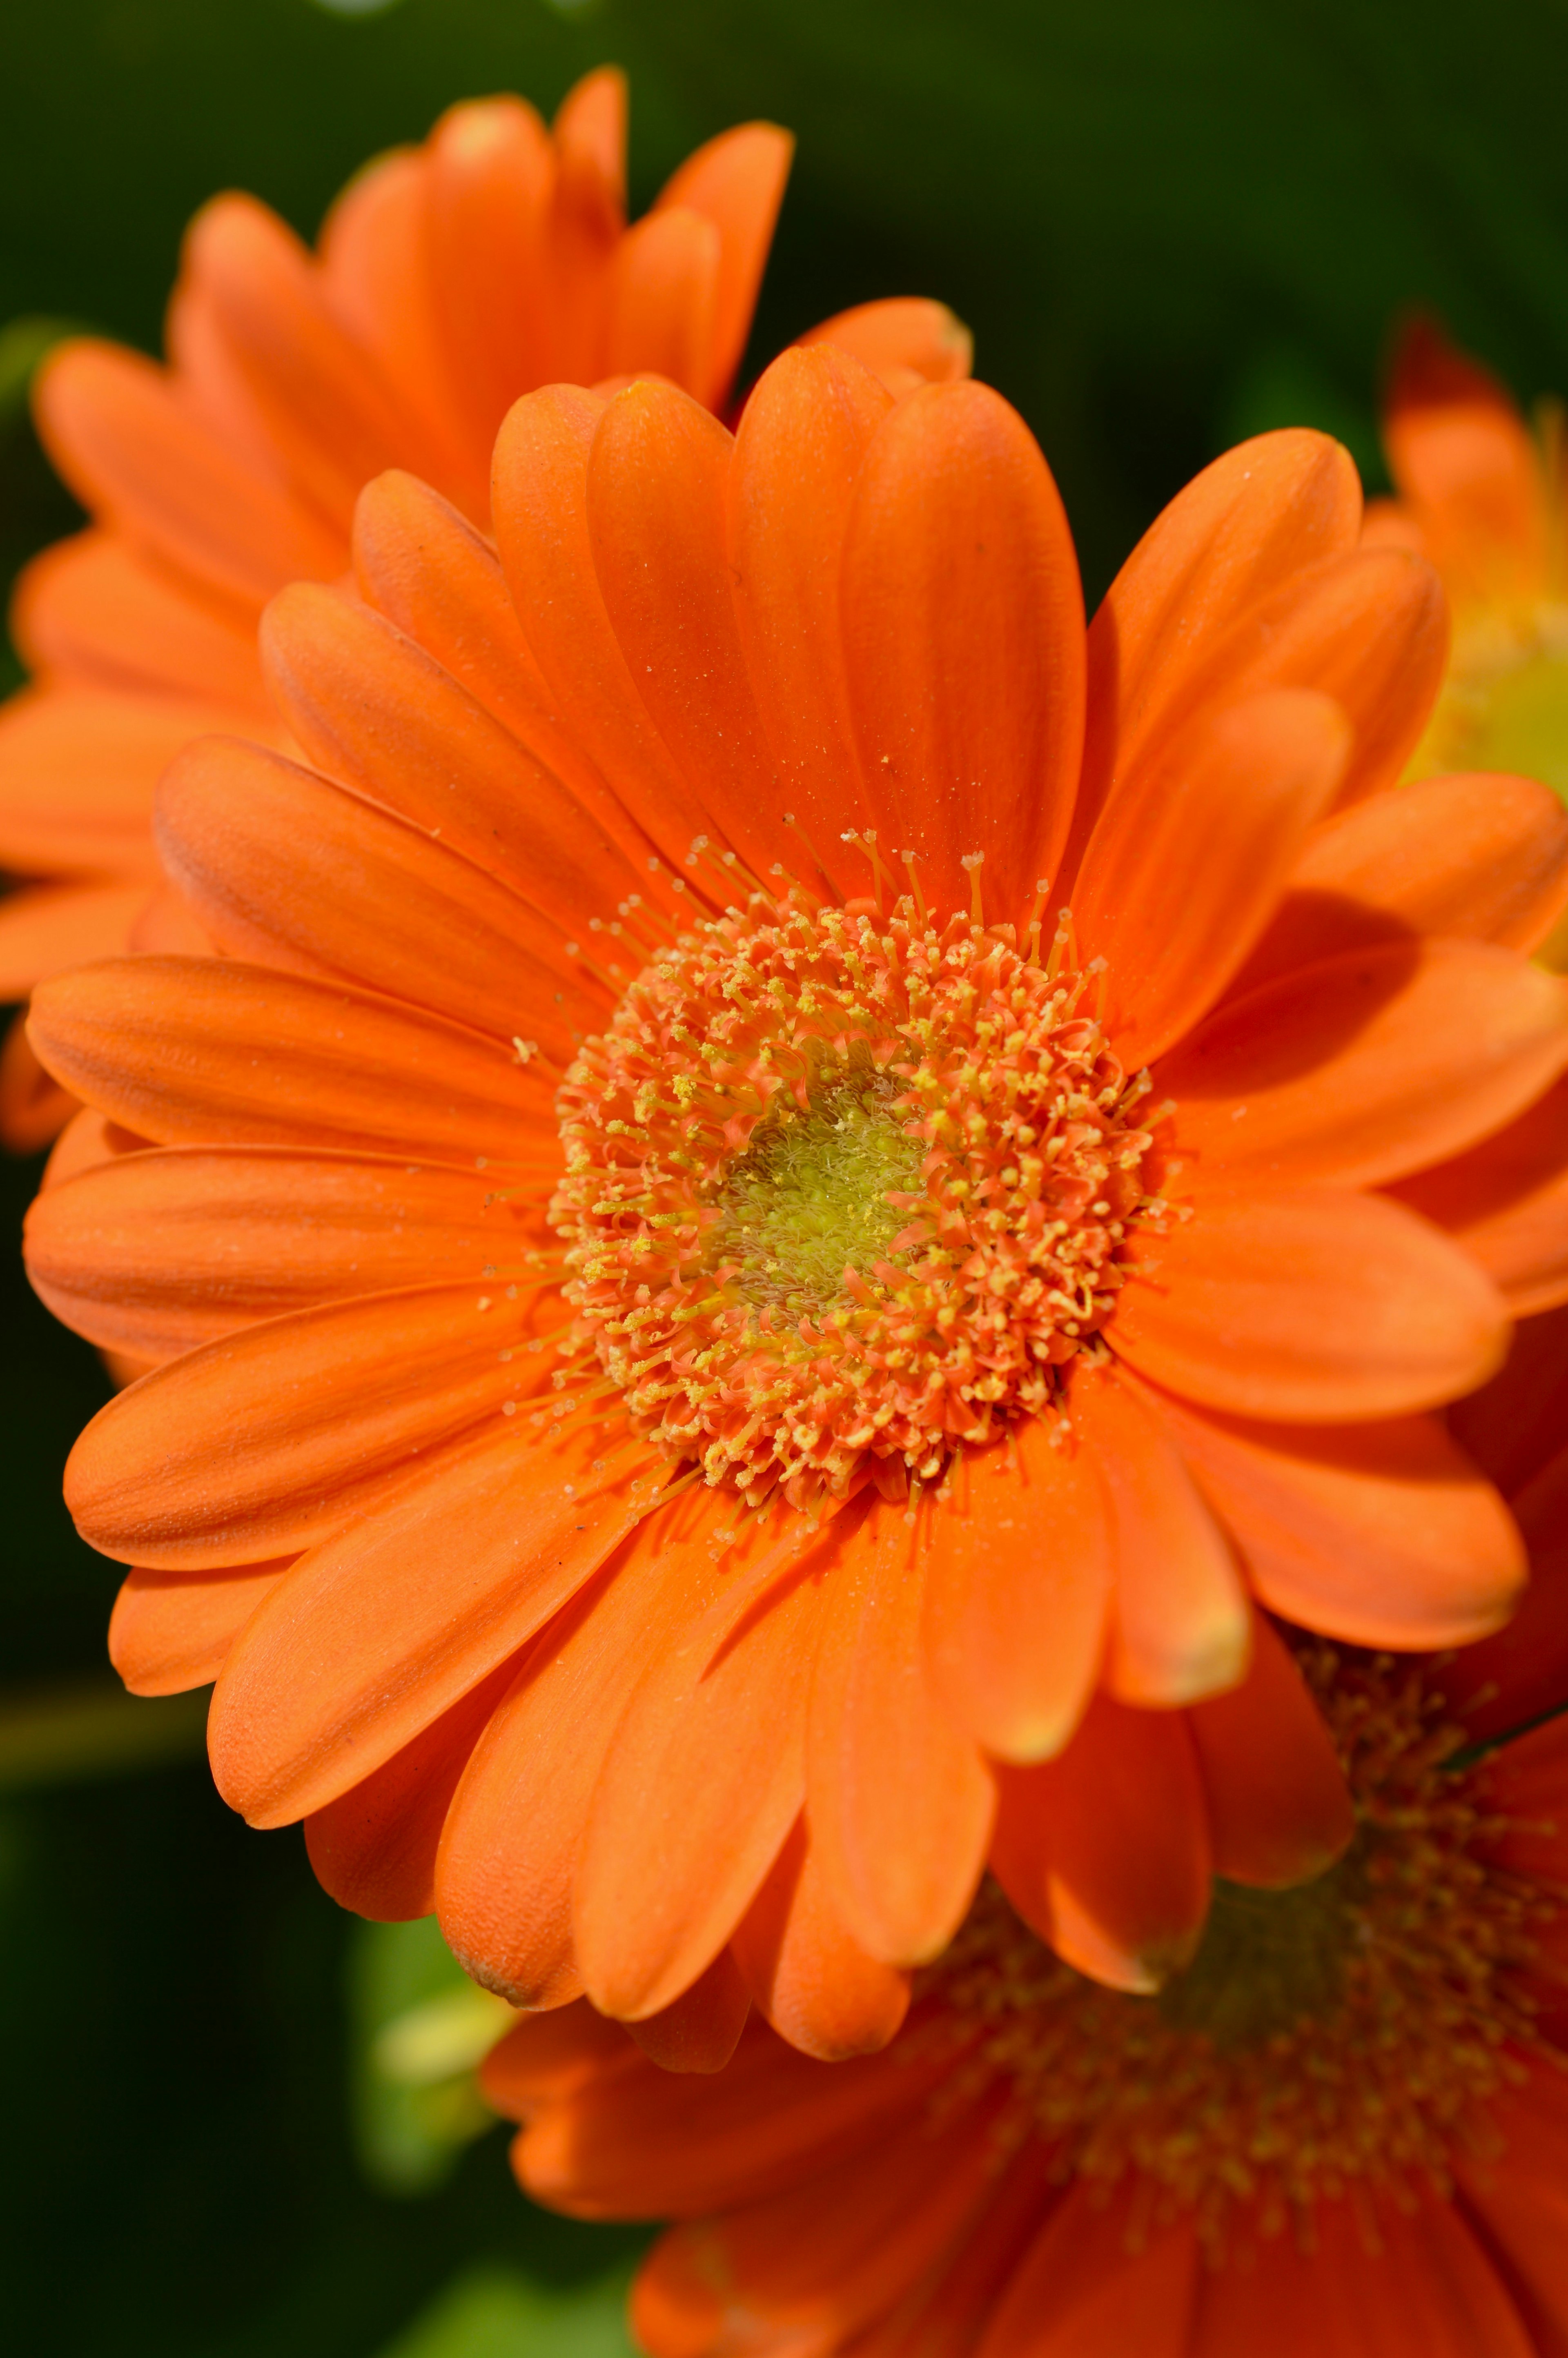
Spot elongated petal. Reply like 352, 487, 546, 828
624, 1950, 751, 2075
1073, 430, 1360, 871
922, 1416, 1111, 1763
34, 338, 341, 603
24, 1147, 518, 1363
577, 1512, 854, 2020
424, 96, 556, 458
1163, 942, 1568, 1189
604, 208, 720, 395
796, 298, 973, 390
0, 879, 148, 999
155, 738, 604, 1053
1185, 1607, 1353, 1886
1077, 688, 1349, 1069
1244, 769, 1568, 986
728, 345, 891, 899
209, 1420, 650, 1825
1384, 318, 1549, 600
840, 381, 1085, 923
1435, 1446, 1568, 1740
492, 384, 710, 868
587, 377, 798, 882
302, 1660, 516, 1921
1111, 1185, 1508, 1421
979, 2190, 1197, 2358
1154, 1388, 1524, 1646
807, 1502, 994, 1966
29, 957, 553, 1160
65, 1283, 560, 1567
1392, 1073, 1568, 1315
1451, 2087, 1568, 2358
0, 687, 219, 875
654, 123, 793, 410
260, 584, 646, 931
990, 1694, 1212, 1991
108, 1561, 285, 1696
480, 1999, 639, 2115
437, 1483, 736, 2010
1074, 1363, 1251, 1707
15, 528, 271, 711
731, 1817, 911, 2060
514, 2013, 946, 2219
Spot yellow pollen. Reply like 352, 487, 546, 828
550, 886, 1163, 1510
923, 1651, 1561, 2254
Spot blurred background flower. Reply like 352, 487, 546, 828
5, 0, 1568, 2350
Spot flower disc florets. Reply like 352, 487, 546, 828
929, 1654, 1558, 2250
552, 888, 1162, 1510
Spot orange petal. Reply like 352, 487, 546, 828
302, 1659, 516, 1922
182, 194, 433, 533
63, 1283, 561, 1568
1073, 1362, 1251, 1707
24, 1143, 514, 1367
1076, 688, 1350, 1069
29, 957, 554, 1160
977, 2187, 1198, 2358
1448, 1299, 1568, 1499
728, 344, 892, 899
1392, 1072, 1568, 1316
491, 384, 710, 869
424, 97, 557, 462
437, 1485, 737, 2011
259, 582, 647, 932
587, 377, 799, 882
552, 66, 627, 226
1452, 2086, 1568, 2358
576, 1511, 852, 2021
515, 2012, 947, 2220
34, 336, 341, 604
15, 528, 271, 712
1163, 941, 1568, 1189
40, 1105, 144, 1190
1183, 546, 1448, 810
108, 1561, 286, 1696
807, 1501, 995, 1966
0, 685, 219, 876
480, 1998, 639, 2116
990, 1693, 1212, 1991
604, 208, 721, 396
795, 298, 974, 391
1438, 1490, 1568, 1748
624, 1948, 752, 2075
1243, 769, 1568, 988
840, 381, 1085, 924
0, 1013, 78, 1153
1073, 430, 1361, 872
350, 470, 637, 844
1185, 1607, 1353, 1887
1153, 1388, 1525, 1647
1111, 1184, 1509, 1421
1383, 317, 1549, 604
653, 122, 793, 411
847, 2142, 1062, 2358
1194, 2189, 1533, 2358
208, 1419, 650, 1826
731, 1817, 911, 2060
922, 1418, 1112, 1764
154, 737, 604, 1055
0, 879, 148, 999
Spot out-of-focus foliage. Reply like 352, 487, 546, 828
4, 0, 1568, 2349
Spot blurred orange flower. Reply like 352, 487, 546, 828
24, 356, 1568, 2044
0, 66, 969, 1146
1368, 318, 1568, 830
485, 1611, 1568, 2358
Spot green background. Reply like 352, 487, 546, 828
3, 0, 1568, 2349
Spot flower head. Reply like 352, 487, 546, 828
0, 67, 969, 1147
487, 1618, 1568, 2358
24, 352, 1568, 2042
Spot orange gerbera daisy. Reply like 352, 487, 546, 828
23, 354, 1568, 2047
0, 66, 969, 1148
1368, 318, 1568, 820
484, 1608, 1568, 2358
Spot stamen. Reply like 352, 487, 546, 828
960, 850, 985, 927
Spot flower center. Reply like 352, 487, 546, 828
927, 1652, 1558, 2246
551, 884, 1163, 1513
